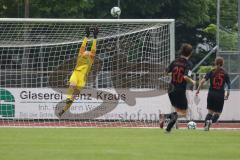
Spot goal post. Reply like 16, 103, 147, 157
0, 18, 175, 127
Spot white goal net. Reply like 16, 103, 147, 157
0, 18, 175, 127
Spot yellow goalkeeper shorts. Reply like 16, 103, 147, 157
69, 70, 87, 89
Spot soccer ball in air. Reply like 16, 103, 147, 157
111, 7, 121, 17
187, 121, 197, 129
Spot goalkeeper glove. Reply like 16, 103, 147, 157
85, 26, 90, 38
93, 27, 99, 39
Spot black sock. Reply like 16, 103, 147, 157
205, 113, 212, 126
166, 112, 178, 132
211, 114, 220, 123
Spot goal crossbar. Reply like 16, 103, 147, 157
0, 18, 174, 24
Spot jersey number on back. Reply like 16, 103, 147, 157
172, 66, 184, 84
213, 73, 224, 89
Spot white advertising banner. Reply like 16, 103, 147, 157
0, 88, 239, 121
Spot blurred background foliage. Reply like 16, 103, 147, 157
0, 0, 238, 72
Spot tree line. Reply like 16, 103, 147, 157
0, 0, 238, 67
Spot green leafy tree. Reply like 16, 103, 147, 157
197, 66, 212, 74
204, 24, 237, 51
0, 0, 19, 17
0, 0, 217, 51
29, 0, 94, 18
219, 0, 237, 30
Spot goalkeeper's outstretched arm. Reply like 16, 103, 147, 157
79, 27, 90, 56
90, 27, 99, 58
79, 37, 88, 55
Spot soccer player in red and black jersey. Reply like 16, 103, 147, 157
196, 57, 230, 131
164, 43, 196, 133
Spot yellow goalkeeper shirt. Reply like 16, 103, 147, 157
75, 54, 93, 73
74, 37, 97, 73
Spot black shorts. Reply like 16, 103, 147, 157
207, 91, 224, 113
168, 89, 188, 110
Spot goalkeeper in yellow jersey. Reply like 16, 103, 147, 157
58, 26, 99, 117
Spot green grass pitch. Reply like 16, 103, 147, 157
0, 128, 240, 160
